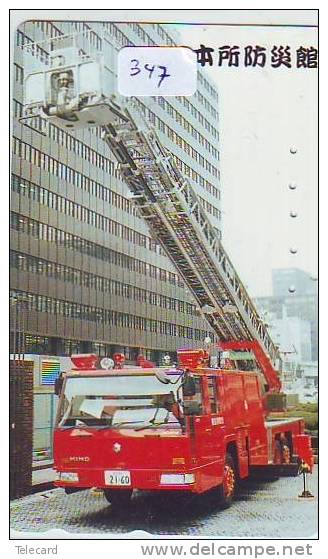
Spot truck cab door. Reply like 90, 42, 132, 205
184, 375, 224, 492
183, 376, 210, 464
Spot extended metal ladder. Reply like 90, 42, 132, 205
101, 99, 280, 371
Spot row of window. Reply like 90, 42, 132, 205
197, 72, 218, 102
200, 196, 221, 220
12, 169, 140, 222
49, 124, 114, 175
145, 103, 220, 170
20, 335, 155, 361
11, 290, 214, 341
11, 212, 184, 288
11, 332, 159, 361
154, 93, 219, 142
11, 174, 160, 251
196, 91, 219, 120
13, 132, 103, 192
171, 155, 219, 200
13, 125, 221, 212
11, 250, 197, 315
13, 98, 116, 177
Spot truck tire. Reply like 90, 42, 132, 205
104, 489, 133, 509
217, 453, 236, 508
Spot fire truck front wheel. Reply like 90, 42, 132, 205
104, 488, 133, 509
217, 453, 236, 509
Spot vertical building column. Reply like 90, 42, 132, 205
10, 360, 34, 498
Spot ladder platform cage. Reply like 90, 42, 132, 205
22, 31, 117, 129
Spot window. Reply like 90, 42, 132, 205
183, 377, 204, 415
207, 376, 219, 413
14, 64, 24, 84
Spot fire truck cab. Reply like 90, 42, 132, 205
54, 351, 311, 509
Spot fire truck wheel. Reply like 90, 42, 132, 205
217, 453, 236, 508
104, 489, 133, 509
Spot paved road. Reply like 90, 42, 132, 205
11, 467, 318, 539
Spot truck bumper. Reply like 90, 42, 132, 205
54, 468, 199, 492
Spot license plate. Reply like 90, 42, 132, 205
105, 470, 131, 486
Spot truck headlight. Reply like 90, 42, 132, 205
59, 472, 79, 482
160, 473, 195, 485
184, 473, 196, 484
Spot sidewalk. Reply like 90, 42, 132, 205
32, 465, 56, 492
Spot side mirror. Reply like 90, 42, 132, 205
182, 375, 196, 397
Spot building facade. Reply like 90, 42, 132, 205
11, 20, 222, 364
272, 268, 317, 298
255, 268, 318, 363
268, 310, 312, 362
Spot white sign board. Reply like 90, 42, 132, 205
118, 46, 197, 97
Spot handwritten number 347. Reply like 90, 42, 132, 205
130, 59, 171, 87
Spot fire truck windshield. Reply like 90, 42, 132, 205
57, 374, 183, 429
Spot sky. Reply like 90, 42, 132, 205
178, 16, 318, 297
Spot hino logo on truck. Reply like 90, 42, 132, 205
113, 443, 122, 453
68, 456, 90, 462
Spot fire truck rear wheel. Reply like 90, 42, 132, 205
104, 489, 133, 508
217, 452, 236, 509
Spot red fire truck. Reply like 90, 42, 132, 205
53, 349, 313, 509
22, 35, 314, 509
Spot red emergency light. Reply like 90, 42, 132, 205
177, 348, 209, 369
70, 353, 98, 370
113, 352, 125, 369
